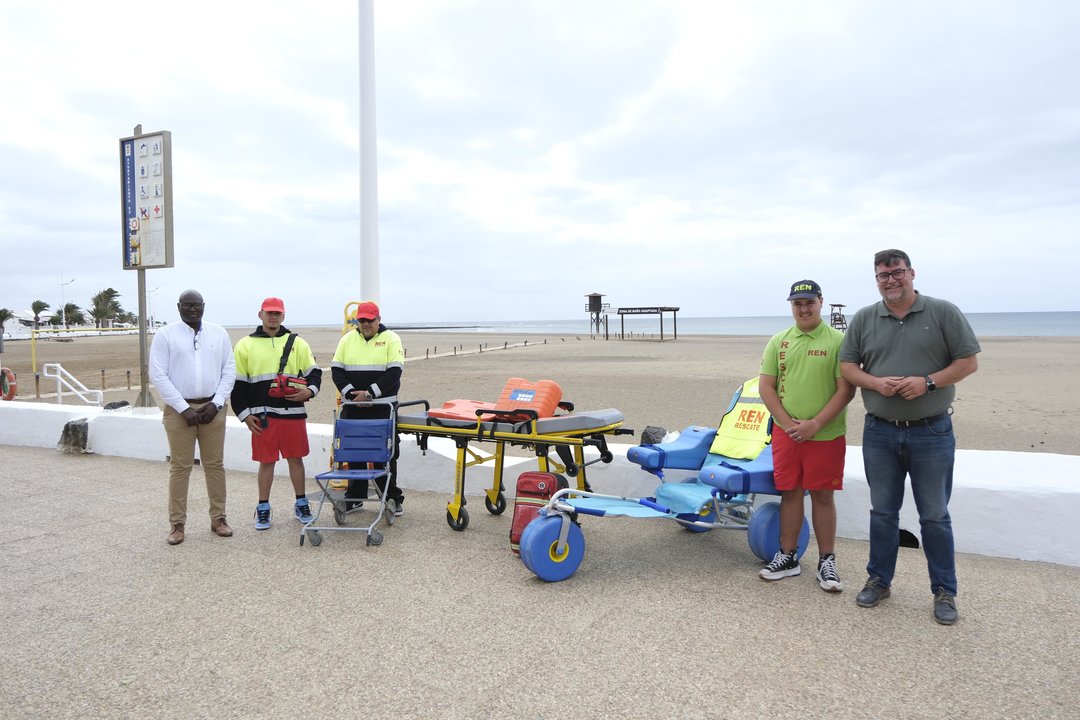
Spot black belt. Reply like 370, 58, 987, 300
184, 396, 214, 404
869, 413, 947, 428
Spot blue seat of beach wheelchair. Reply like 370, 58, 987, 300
698, 445, 778, 496
653, 479, 718, 514
626, 425, 717, 472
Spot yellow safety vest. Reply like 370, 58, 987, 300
709, 377, 773, 460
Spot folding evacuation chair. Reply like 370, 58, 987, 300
301, 402, 398, 547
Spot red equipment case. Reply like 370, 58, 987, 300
510, 471, 568, 555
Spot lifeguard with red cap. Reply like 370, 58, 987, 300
231, 296, 323, 531
330, 301, 407, 515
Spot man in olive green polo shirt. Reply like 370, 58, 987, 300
758, 280, 855, 591
840, 249, 980, 625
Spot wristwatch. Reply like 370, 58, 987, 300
925, 376, 937, 393
214, 402, 224, 410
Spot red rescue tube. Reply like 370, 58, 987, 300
1, 366, 16, 401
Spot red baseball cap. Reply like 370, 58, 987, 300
354, 301, 380, 320
261, 297, 286, 312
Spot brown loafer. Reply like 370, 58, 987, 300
211, 518, 233, 537
167, 524, 185, 545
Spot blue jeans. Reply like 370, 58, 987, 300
861, 413, 957, 596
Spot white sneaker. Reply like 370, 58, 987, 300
816, 553, 843, 592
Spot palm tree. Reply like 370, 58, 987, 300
51, 303, 85, 327
31, 300, 50, 329
90, 288, 124, 328
0, 308, 12, 349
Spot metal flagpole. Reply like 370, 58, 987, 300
359, 0, 380, 303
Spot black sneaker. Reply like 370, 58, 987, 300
393, 502, 404, 518
855, 577, 891, 607
759, 549, 801, 580
933, 588, 959, 625
816, 553, 843, 592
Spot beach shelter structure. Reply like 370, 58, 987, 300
617, 306, 680, 341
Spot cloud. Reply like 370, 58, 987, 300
1, 0, 1077, 328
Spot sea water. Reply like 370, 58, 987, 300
391, 311, 1080, 337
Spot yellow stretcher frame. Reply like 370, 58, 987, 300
397, 403, 633, 531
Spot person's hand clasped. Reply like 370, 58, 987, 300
877, 376, 905, 397
892, 376, 928, 401
181, 408, 200, 427
195, 404, 219, 425
787, 418, 819, 444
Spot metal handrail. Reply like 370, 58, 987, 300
42, 363, 104, 406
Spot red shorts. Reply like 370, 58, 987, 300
771, 432, 846, 491
251, 416, 310, 462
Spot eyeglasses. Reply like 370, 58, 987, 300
358, 318, 378, 324
875, 268, 910, 283
180, 302, 204, 310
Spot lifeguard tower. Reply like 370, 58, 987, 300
585, 293, 610, 337
829, 304, 847, 332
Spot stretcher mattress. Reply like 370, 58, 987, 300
398, 408, 625, 435
400, 378, 570, 430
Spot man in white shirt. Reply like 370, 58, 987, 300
149, 289, 236, 545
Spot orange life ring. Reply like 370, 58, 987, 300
1, 367, 15, 401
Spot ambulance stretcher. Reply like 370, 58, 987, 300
396, 378, 634, 531
517, 378, 812, 582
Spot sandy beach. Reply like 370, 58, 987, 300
2, 328, 1078, 456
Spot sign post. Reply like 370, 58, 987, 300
119, 125, 175, 408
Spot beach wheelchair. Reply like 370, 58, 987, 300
301, 400, 401, 547
518, 378, 811, 582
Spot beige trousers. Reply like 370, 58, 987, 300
163, 402, 228, 526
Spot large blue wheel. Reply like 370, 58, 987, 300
747, 501, 810, 562
519, 514, 585, 582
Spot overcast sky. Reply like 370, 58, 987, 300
1, 0, 1078, 327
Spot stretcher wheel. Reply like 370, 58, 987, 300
446, 507, 470, 531
333, 507, 346, 525
747, 501, 810, 562
519, 515, 584, 582
600, 451, 614, 463
367, 530, 383, 546
677, 509, 717, 533
484, 492, 507, 515
386, 500, 398, 526
306, 530, 322, 547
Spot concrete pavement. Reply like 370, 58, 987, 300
1, 444, 1077, 719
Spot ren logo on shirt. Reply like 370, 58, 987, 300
778, 341, 828, 358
